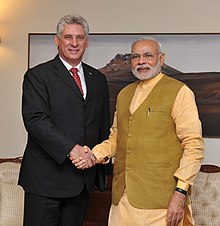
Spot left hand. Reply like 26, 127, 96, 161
166, 191, 187, 226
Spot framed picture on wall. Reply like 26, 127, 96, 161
28, 33, 220, 138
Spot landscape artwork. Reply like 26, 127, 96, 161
29, 33, 220, 137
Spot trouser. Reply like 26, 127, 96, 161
23, 188, 90, 226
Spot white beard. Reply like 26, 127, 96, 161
132, 59, 161, 81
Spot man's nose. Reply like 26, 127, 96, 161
70, 37, 78, 46
138, 55, 146, 64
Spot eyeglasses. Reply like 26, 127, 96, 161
131, 52, 161, 61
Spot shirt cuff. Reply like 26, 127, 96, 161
177, 180, 190, 191
93, 150, 110, 164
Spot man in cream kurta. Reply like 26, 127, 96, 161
71, 38, 204, 226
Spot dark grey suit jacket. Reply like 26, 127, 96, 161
18, 55, 110, 198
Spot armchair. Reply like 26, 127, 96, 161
191, 164, 220, 226
0, 157, 24, 226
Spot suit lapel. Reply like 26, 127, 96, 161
82, 63, 94, 103
53, 55, 84, 99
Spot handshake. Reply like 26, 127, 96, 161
69, 144, 96, 170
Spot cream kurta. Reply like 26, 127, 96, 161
93, 73, 204, 226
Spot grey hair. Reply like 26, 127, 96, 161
131, 37, 162, 53
56, 14, 89, 38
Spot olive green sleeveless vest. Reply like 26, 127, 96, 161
112, 75, 184, 209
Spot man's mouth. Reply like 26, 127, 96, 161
69, 49, 79, 54
137, 67, 151, 73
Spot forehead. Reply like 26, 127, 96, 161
132, 40, 158, 53
62, 24, 85, 35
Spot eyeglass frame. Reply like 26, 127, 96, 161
131, 52, 163, 61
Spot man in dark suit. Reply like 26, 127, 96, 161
18, 14, 110, 226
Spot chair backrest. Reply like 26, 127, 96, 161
191, 164, 220, 226
0, 157, 24, 226
0, 157, 22, 184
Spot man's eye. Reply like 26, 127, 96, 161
131, 54, 140, 59
143, 54, 153, 58
64, 35, 72, 40
77, 36, 85, 41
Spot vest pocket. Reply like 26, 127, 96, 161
144, 110, 171, 130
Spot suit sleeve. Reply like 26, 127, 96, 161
98, 75, 111, 142
22, 69, 75, 164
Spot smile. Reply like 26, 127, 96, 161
137, 67, 151, 73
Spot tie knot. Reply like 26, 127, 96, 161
70, 68, 78, 75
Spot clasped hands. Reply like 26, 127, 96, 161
69, 144, 96, 170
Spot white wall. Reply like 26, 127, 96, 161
0, 0, 219, 165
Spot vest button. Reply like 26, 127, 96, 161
129, 116, 133, 121
128, 134, 132, 138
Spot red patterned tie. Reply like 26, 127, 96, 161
70, 68, 84, 96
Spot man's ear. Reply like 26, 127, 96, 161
54, 35, 59, 47
160, 53, 165, 66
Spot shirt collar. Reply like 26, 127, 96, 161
59, 56, 83, 74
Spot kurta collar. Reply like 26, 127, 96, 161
139, 73, 164, 89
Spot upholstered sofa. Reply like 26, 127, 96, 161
0, 157, 24, 226
0, 158, 219, 226
191, 164, 220, 226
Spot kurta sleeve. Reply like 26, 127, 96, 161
172, 85, 204, 187
92, 111, 118, 163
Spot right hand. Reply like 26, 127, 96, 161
69, 145, 96, 170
